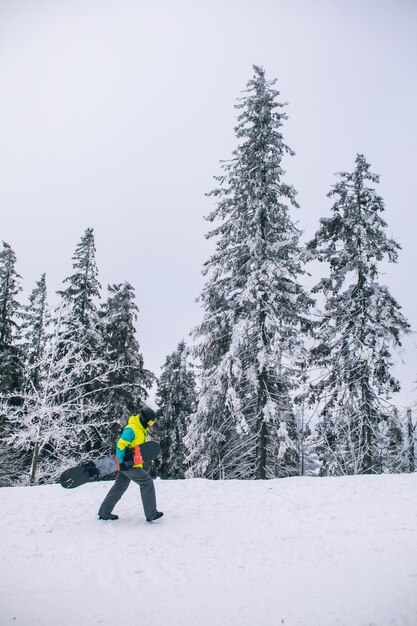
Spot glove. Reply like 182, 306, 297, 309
119, 447, 134, 471
119, 458, 134, 471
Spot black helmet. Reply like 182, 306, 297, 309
139, 406, 156, 428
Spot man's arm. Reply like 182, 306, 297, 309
116, 427, 135, 464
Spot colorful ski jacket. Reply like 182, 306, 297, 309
116, 415, 149, 468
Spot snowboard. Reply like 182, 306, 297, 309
59, 441, 161, 489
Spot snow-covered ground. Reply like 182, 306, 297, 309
1, 474, 417, 626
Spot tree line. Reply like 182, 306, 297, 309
0, 65, 413, 484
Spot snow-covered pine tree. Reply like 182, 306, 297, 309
0, 241, 25, 485
20, 274, 49, 392
294, 402, 319, 476
377, 407, 408, 474
406, 408, 415, 473
4, 303, 113, 485
57, 228, 107, 454
307, 154, 410, 475
4, 274, 51, 482
0, 241, 23, 399
186, 65, 313, 479
154, 340, 197, 478
58, 228, 101, 343
99, 282, 154, 433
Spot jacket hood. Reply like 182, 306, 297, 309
128, 415, 147, 431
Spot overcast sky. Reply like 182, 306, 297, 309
1, 0, 416, 409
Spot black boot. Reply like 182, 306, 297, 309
146, 511, 163, 522
99, 513, 119, 520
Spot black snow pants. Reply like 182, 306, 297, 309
98, 467, 157, 520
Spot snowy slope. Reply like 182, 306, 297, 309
1, 474, 417, 626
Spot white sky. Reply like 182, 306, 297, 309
1, 0, 416, 409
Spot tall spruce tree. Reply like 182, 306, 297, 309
99, 282, 154, 428
307, 154, 410, 475
58, 228, 101, 346
0, 241, 23, 399
20, 274, 49, 391
186, 65, 313, 479
376, 407, 408, 474
0, 241, 24, 485
154, 341, 197, 478
57, 228, 107, 454
406, 408, 415, 473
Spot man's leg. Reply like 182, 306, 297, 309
98, 471, 130, 519
125, 467, 158, 520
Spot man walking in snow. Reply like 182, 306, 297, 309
98, 406, 163, 523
